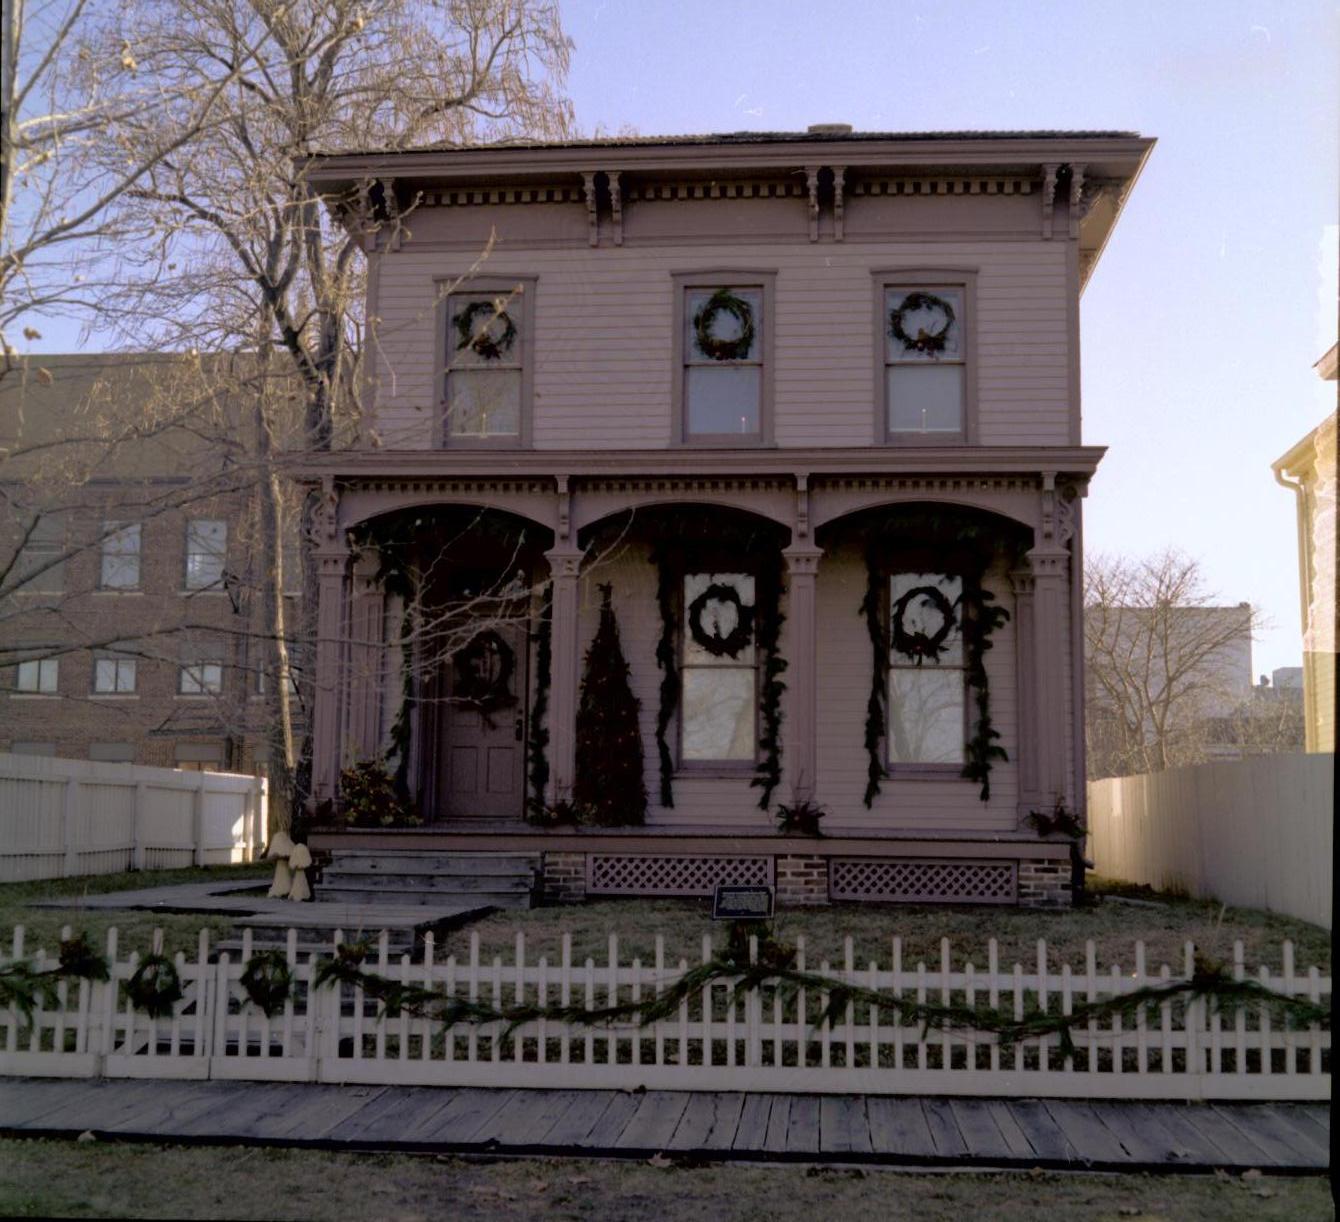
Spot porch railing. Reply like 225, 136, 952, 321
1, 924, 1329, 1100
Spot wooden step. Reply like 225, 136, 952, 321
317, 885, 533, 909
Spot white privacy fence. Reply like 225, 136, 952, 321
1, 923, 1329, 1101
1087, 754, 1334, 930
0, 754, 266, 882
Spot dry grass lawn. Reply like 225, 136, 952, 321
446, 879, 1330, 977
0, 1139, 1332, 1222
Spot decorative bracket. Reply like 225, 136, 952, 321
795, 473, 811, 539
805, 166, 821, 242
832, 166, 846, 242
606, 170, 623, 246
556, 474, 571, 541
581, 171, 599, 246
1068, 163, 1087, 239
1041, 163, 1060, 240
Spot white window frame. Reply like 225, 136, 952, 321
677, 570, 759, 770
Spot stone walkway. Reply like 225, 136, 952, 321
0, 1079, 1328, 1173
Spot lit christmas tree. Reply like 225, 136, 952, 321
574, 583, 647, 826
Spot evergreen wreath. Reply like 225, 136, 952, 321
693, 288, 756, 361
687, 582, 755, 658
453, 629, 516, 713
240, 950, 293, 1018
453, 299, 517, 362
889, 291, 956, 355
890, 584, 957, 663
126, 953, 184, 1019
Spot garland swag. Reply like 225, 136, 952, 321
859, 513, 1017, 807
525, 589, 553, 815
652, 544, 680, 807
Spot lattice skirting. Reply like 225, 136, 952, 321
587, 854, 773, 897
829, 858, 1017, 904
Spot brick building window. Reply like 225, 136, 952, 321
15, 658, 58, 693
179, 650, 223, 695
185, 520, 227, 589
100, 522, 141, 590
15, 514, 65, 594
93, 654, 137, 694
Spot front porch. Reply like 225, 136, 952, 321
301, 450, 1095, 906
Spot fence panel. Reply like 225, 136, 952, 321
0, 923, 1329, 1101
1088, 754, 1333, 929
0, 754, 266, 881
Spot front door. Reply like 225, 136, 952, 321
438, 619, 528, 820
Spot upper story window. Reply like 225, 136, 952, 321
15, 514, 64, 595
442, 279, 533, 446
185, 519, 227, 590
675, 274, 774, 445
179, 648, 224, 696
879, 273, 976, 444
15, 657, 58, 694
100, 522, 141, 590
680, 571, 757, 763
93, 653, 136, 694
887, 572, 966, 766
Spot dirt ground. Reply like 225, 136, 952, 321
0, 1139, 1332, 1222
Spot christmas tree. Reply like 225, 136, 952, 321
574, 583, 647, 826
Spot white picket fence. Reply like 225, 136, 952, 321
0, 753, 266, 881
1088, 753, 1334, 929
0, 924, 1329, 1101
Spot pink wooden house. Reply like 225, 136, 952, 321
302, 128, 1154, 908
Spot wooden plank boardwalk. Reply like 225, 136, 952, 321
0, 1079, 1328, 1172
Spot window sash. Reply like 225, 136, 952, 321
680, 571, 758, 763
682, 285, 764, 440
94, 657, 136, 694
100, 523, 141, 590
185, 520, 227, 589
179, 661, 223, 695
886, 573, 967, 766
16, 659, 58, 693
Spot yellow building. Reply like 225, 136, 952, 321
1273, 343, 1337, 753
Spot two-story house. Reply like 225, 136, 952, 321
301, 127, 1154, 908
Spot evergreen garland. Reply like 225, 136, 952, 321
960, 578, 1010, 800
751, 552, 787, 810
652, 543, 680, 808
525, 589, 553, 816
573, 584, 647, 827
860, 550, 888, 808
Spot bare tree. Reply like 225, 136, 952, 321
0, 0, 249, 373
1084, 549, 1263, 778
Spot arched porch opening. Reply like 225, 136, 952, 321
347, 503, 555, 824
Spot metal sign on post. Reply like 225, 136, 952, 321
712, 883, 774, 920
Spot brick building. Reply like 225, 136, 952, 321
0, 354, 302, 775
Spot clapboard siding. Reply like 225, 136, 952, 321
369, 238, 1072, 452
568, 542, 1017, 832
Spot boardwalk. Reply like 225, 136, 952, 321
0, 1079, 1328, 1173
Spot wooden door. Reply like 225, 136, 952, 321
438, 621, 528, 820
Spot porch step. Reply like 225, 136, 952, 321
214, 901, 488, 959
314, 850, 541, 912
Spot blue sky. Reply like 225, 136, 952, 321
28, 1, 1337, 676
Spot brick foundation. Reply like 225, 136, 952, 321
775, 854, 830, 907
1018, 857, 1073, 908
541, 851, 587, 904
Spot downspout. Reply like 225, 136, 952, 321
1273, 462, 1313, 748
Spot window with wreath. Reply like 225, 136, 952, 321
682, 284, 764, 441
887, 572, 966, 765
884, 285, 967, 438
681, 572, 756, 761
444, 288, 525, 441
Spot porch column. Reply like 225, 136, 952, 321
345, 549, 386, 762
1010, 566, 1041, 821
1027, 546, 1071, 810
783, 546, 824, 803
544, 547, 584, 802
310, 544, 351, 806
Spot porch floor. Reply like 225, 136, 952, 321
0, 1078, 1327, 1173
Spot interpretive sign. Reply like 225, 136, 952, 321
712, 884, 774, 920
